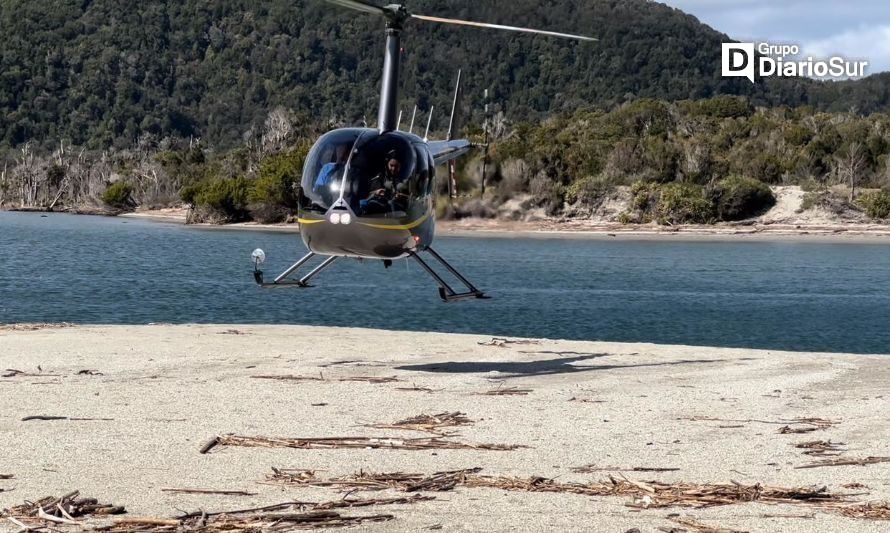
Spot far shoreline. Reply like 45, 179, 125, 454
118, 208, 890, 243
5, 206, 890, 243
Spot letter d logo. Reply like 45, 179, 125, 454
722, 43, 755, 83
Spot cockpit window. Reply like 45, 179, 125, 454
301, 129, 430, 218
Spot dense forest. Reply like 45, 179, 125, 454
2, 0, 890, 150
2, 1, 890, 224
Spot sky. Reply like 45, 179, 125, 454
662, 0, 890, 75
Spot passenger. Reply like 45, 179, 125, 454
313, 144, 350, 195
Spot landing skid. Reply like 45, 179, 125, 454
253, 252, 338, 288
252, 247, 486, 302
411, 247, 488, 302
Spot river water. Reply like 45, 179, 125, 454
1, 211, 888, 354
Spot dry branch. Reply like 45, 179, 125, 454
267, 468, 482, 493
366, 412, 473, 435
796, 456, 890, 469
477, 337, 541, 347
793, 440, 846, 457
679, 416, 838, 433
0, 474, 12, 480
479, 386, 532, 396
251, 375, 401, 384
839, 502, 890, 520
96, 496, 432, 531
394, 384, 441, 393
212, 435, 523, 452
572, 465, 680, 473
668, 515, 749, 533
159, 488, 257, 496
1, 491, 125, 528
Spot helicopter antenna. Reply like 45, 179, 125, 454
424, 106, 434, 141
323, 0, 596, 134
446, 69, 462, 141
408, 105, 417, 134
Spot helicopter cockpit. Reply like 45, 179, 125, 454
300, 128, 433, 218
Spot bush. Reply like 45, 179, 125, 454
622, 181, 713, 224
859, 189, 890, 219
656, 182, 714, 224
708, 176, 775, 221
184, 177, 251, 222
101, 181, 134, 209
565, 175, 614, 206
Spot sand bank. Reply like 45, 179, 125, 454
1, 325, 888, 532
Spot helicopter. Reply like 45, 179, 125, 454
251, 0, 595, 301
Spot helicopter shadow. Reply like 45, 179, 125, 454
395, 352, 723, 379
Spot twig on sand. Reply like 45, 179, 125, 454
572, 465, 680, 473
667, 515, 749, 533
267, 468, 482, 493
1, 491, 125, 528
250, 375, 401, 384
0, 474, 12, 480
678, 416, 838, 433
478, 385, 532, 396
793, 440, 846, 457
95, 496, 432, 531
477, 337, 541, 347
394, 384, 441, 393
366, 412, 473, 435
159, 488, 258, 496
21, 416, 113, 422
3, 369, 63, 378
795, 456, 890, 469
205, 435, 524, 453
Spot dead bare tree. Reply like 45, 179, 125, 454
834, 142, 867, 201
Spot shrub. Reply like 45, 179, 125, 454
708, 176, 776, 221
185, 177, 251, 222
101, 181, 134, 209
565, 175, 614, 206
656, 182, 714, 224
859, 189, 890, 219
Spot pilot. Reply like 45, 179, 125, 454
364, 151, 408, 213
313, 144, 350, 198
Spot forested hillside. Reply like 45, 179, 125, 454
2, 0, 889, 150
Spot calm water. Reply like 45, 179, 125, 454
1, 211, 889, 354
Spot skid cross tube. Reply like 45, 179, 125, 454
297, 256, 338, 287
410, 247, 486, 302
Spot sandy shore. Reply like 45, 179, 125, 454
1, 325, 888, 532
118, 208, 890, 242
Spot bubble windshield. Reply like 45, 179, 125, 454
301, 129, 430, 218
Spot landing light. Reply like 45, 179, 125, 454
340, 213, 352, 225
329, 212, 341, 224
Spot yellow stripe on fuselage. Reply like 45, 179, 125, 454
297, 218, 325, 225
359, 212, 430, 230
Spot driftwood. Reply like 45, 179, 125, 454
3, 369, 63, 378
477, 337, 541, 347
95, 496, 433, 531
394, 384, 441, 393
572, 465, 680, 473
159, 488, 257, 496
0, 474, 12, 480
21, 415, 113, 422
366, 412, 473, 435
479, 386, 532, 396
0, 323, 74, 332
208, 435, 524, 452
251, 374, 401, 384
268, 468, 878, 517
796, 456, 890, 469
679, 416, 838, 433
1, 490, 125, 528
668, 515, 749, 533
793, 440, 846, 457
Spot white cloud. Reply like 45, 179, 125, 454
804, 25, 890, 76
661, 1, 890, 74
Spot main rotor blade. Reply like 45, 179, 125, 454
411, 14, 597, 42
324, 0, 386, 16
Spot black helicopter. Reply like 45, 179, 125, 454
251, 0, 594, 301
